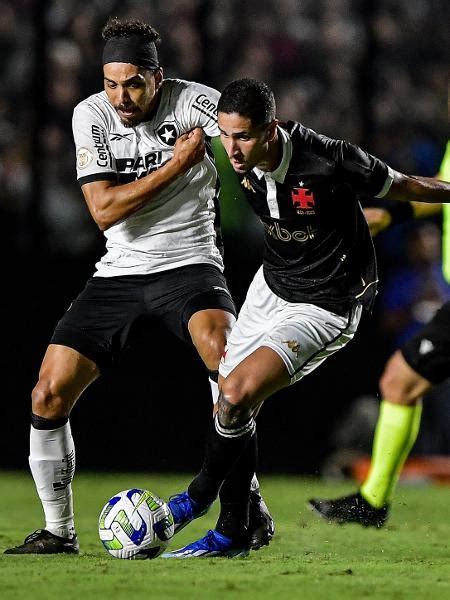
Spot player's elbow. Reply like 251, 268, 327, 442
88, 196, 118, 231
90, 206, 114, 231
83, 183, 120, 231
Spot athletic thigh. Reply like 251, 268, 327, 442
219, 266, 362, 385
401, 302, 450, 384
148, 264, 236, 344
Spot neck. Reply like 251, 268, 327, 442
257, 130, 281, 173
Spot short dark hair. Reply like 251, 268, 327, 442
102, 17, 161, 44
218, 79, 276, 126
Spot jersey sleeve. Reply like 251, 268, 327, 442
316, 133, 392, 198
177, 81, 220, 138
72, 101, 117, 185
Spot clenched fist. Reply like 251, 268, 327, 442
172, 127, 205, 173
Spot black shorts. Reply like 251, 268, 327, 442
401, 302, 450, 384
50, 264, 236, 370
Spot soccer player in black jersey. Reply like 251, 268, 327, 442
163, 79, 450, 557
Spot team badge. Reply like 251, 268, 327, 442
291, 181, 315, 214
77, 147, 93, 169
156, 122, 179, 146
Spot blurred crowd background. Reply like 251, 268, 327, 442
1, 0, 449, 476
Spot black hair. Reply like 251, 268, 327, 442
102, 17, 161, 44
218, 79, 276, 126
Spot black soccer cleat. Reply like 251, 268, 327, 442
307, 492, 389, 528
4, 529, 80, 554
247, 489, 275, 549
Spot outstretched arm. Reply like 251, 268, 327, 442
385, 171, 450, 204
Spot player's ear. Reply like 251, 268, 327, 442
154, 68, 163, 90
266, 120, 278, 142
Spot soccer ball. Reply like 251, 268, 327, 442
98, 488, 174, 559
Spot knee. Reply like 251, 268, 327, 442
31, 377, 70, 419
218, 378, 255, 427
379, 354, 417, 405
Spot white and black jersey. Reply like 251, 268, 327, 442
238, 122, 393, 315
72, 79, 223, 277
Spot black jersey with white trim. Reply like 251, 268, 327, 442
238, 122, 391, 314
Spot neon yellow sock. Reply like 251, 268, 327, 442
361, 400, 422, 508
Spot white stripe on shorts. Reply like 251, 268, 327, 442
219, 266, 362, 385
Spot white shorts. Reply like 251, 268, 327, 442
219, 266, 362, 385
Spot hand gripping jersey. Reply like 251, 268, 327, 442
238, 122, 394, 315
72, 79, 223, 277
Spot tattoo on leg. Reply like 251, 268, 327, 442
217, 392, 250, 428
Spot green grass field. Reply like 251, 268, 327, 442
1, 471, 449, 599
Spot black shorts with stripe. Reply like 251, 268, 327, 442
401, 302, 450, 384
50, 264, 236, 370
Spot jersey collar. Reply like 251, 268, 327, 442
253, 126, 292, 183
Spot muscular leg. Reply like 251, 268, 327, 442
188, 308, 255, 536
188, 307, 234, 371
308, 349, 430, 526
187, 346, 290, 534
27, 345, 99, 541
360, 350, 430, 507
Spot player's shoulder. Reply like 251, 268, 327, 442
281, 120, 345, 159
73, 91, 112, 120
162, 78, 220, 107
280, 120, 322, 145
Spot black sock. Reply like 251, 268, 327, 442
215, 502, 250, 543
214, 432, 258, 541
188, 415, 256, 506
219, 430, 257, 504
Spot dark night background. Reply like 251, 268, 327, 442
1, 0, 448, 476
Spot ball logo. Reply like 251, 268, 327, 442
77, 147, 94, 169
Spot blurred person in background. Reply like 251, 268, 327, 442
309, 141, 450, 527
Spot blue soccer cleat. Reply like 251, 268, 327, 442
168, 491, 211, 534
161, 529, 249, 558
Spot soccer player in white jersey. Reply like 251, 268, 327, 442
161, 79, 450, 558
4, 21, 273, 555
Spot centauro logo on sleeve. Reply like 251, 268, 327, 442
91, 124, 112, 168
193, 94, 217, 121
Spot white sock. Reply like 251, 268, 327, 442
251, 474, 259, 492
209, 377, 219, 406
29, 422, 76, 539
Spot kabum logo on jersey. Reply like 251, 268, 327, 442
291, 182, 315, 214
156, 122, 179, 146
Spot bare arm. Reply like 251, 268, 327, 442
81, 128, 205, 231
386, 170, 450, 204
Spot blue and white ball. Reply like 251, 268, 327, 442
98, 488, 174, 559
